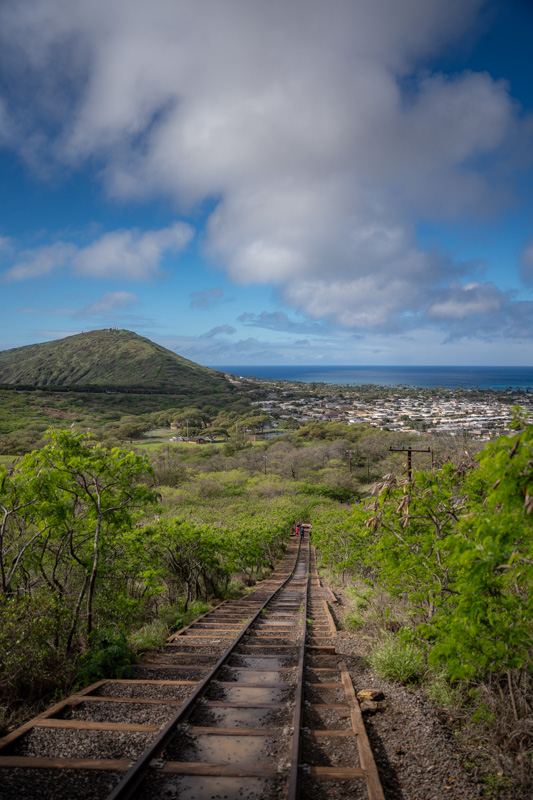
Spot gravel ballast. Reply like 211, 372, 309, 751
327, 619, 482, 799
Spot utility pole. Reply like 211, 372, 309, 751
346, 450, 355, 475
186, 418, 190, 441
389, 445, 432, 482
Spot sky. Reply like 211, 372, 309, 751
0, 0, 532, 367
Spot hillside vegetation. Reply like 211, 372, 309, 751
0, 329, 227, 392
0, 417, 531, 795
0, 330, 252, 451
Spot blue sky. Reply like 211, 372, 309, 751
0, 0, 532, 366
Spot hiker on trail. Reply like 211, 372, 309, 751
295, 523, 300, 536
300, 524, 304, 538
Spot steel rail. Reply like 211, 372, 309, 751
287, 537, 310, 800
106, 536, 305, 800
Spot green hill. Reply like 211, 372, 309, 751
0, 329, 229, 394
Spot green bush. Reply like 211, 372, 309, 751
129, 620, 168, 653
76, 627, 134, 683
343, 612, 365, 630
159, 600, 211, 633
425, 670, 463, 708
0, 593, 75, 706
345, 585, 371, 611
368, 634, 425, 684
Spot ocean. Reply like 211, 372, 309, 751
211, 365, 533, 391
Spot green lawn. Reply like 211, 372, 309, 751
134, 440, 221, 452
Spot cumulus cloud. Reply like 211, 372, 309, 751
204, 324, 236, 338
19, 290, 139, 319
3, 223, 192, 282
77, 290, 138, 316
72, 222, 193, 279
0, 0, 529, 337
428, 282, 503, 320
5, 242, 77, 281
238, 311, 329, 335
190, 287, 224, 309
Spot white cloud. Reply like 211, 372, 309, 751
77, 290, 138, 316
5, 242, 77, 281
18, 290, 138, 318
3, 223, 193, 282
204, 324, 236, 338
0, 0, 530, 337
237, 311, 329, 335
73, 222, 193, 279
429, 282, 503, 320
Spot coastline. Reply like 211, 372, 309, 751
209, 365, 533, 391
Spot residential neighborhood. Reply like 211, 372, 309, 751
246, 380, 532, 439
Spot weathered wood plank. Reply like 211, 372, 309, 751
159, 761, 277, 777
0, 756, 131, 771
36, 719, 158, 733
307, 682, 343, 689
339, 661, 385, 800
310, 766, 365, 779
205, 701, 285, 709
216, 681, 288, 689
105, 677, 199, 684
183, 727, 281, 736
0, 682, 105, 752
81, 696, 183, 706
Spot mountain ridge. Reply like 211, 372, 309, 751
0, 329, 229, 395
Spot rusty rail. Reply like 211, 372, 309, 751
106, 536, 306, 800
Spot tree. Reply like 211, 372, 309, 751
430, 419, 533, 678
1, 430, 157, 646
240, 412, 272, 434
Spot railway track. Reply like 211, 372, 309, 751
0, 535, 384, 800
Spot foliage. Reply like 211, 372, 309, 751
368, 634, 425, 684
425, 669, 463, 708
313, 419, 533, 794
129, 599, 212, 654
0, 591, 76, 707
1, 426, 324, 726
0, 329, 234, 394
313, 423, 533, 682
128, 620, 169, 653
428, 420, 533, 679
0, 430, 158, 649
76, 627, 134, 683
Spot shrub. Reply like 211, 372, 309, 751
343, 612, 365, 630
345, 585, 371, 611
0, 593, 75, 707
76, 627, 134, 684
129, 620, 168, 653
368, 634, 425, 684
425, 670, 463, 708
